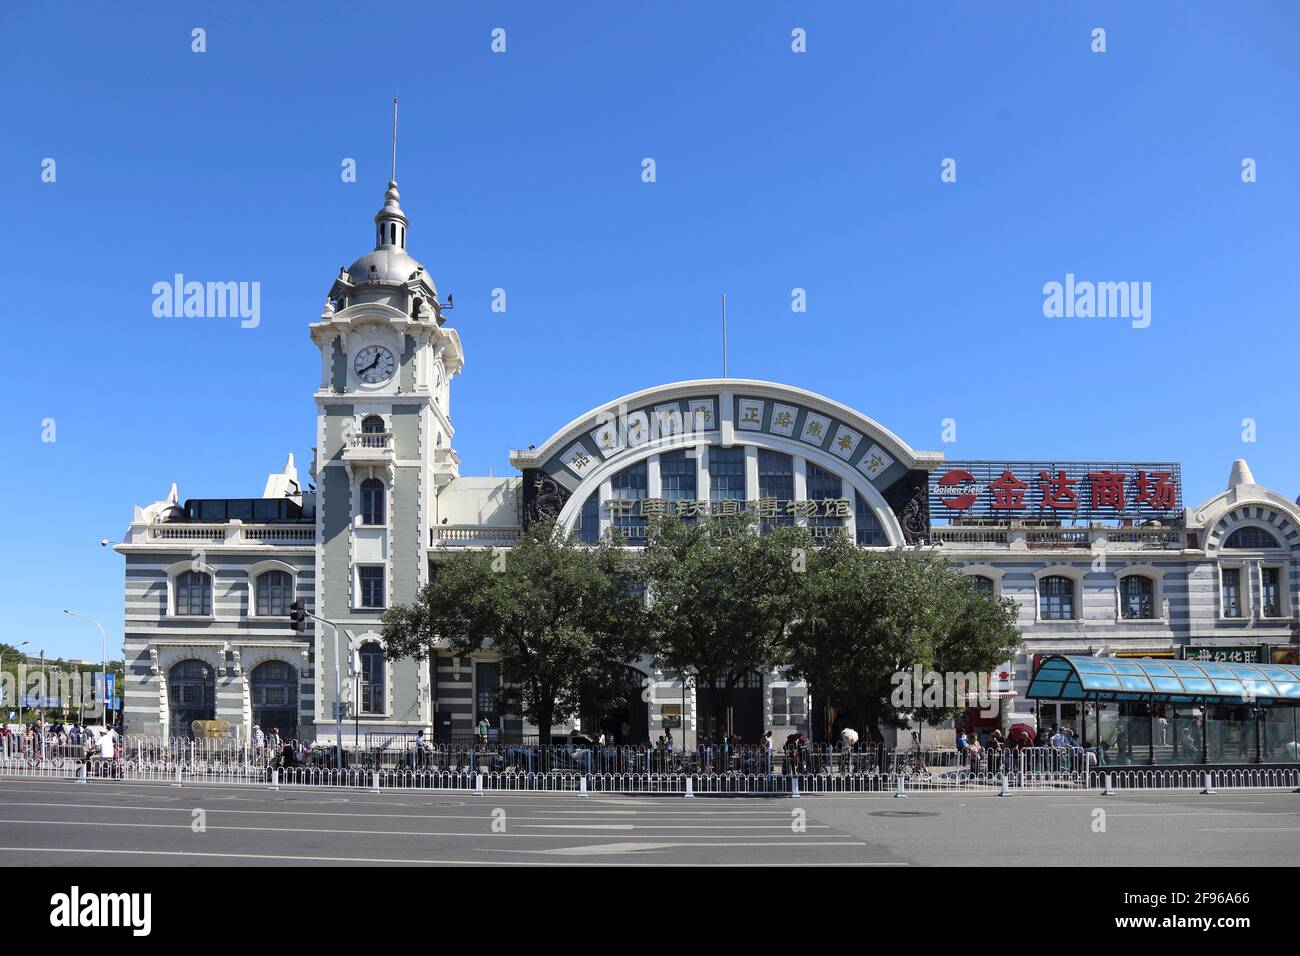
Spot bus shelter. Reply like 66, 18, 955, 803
1025, 655, 1300, 766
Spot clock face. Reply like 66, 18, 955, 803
353, 345, 395, 385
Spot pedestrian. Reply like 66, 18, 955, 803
966, 733, 984, 775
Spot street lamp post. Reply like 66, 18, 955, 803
63, 610, 109, 725
310, 613, 345, 769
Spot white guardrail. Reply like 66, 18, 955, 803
2, 745, 1297, 795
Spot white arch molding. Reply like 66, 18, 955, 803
521, 378, 938, 473
553, 433, 906, 547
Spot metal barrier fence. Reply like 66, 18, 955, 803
3, 741, 1296, 795
0, 745, 1089, 794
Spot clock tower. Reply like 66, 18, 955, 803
308, 179, 464, 740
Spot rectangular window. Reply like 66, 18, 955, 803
1262, 567, 1282, 618
1120, 575, 1155, 620
359, 566, 386, 609
789, 694, 806, 718
708, 447, 745, 502
573, 495, 600, 545
758, 450, 794, 532
660, 450, 697, 497
475, 661, 501, 728
609, 461, 648, 542
806, 462, 843, 543
771, 686, 787, 724
1039, 576, 1075, 621
1221, 568, 1242, 618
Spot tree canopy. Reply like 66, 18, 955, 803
382, 519, 647, 743
638, 513, 811, 737
784, 537, 1022, 740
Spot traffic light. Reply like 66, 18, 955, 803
289, 599, 307, 632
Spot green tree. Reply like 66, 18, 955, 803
381, 519, 647, 744
640, 513, 811, 741
784, 538, 1021, 741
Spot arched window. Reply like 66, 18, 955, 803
175, 570, 212, 616
361, 415, 385, 434
1120, 574, 1155, 619
969, 574, 996, 596
168, 659, 215, 737
1224, 526, 1280, 549
360, 477, 385, 525
250, 660, 298, 739
359, 643, 385, 715
1039, 575, 1075, 620
255, 570, 293, 616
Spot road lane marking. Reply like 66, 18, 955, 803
0, 846, 894, 866
0, 817, 857, 841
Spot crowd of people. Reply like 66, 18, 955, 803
0, 719, 125, 774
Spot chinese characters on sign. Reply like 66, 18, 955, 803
603, 497, 854, 540
1181, 646, 1265, 665
929, 462, 1182, 523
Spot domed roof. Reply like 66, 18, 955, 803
346, 247, 434, 291
335, 179, 436, 295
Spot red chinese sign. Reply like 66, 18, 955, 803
931, 462, 1182, 522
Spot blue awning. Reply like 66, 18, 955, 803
1025, 655, 1300, 705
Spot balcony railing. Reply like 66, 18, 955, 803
345, 431, 390, 450
145, 524, 315, 545
430, 527, 522, 547
932, 525, 1185, 550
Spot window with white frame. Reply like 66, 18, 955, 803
358, 642, 385, 714
175, 570, 212, 616
1039, 575, 1075, 621
771, 686, 787, 724
1261, 566, 1284, 618
1119, 574, 1155, 620
1220, 567, 1244, 618
255, 570, 293, 616
358, 566, 385, 609
360, 477, 386, 526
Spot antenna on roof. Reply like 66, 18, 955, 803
391, 97, 399, 182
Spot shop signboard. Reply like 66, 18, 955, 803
930, 461, 1182, 523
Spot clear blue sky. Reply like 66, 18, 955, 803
2, 1, 1297, 660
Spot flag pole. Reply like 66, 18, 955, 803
721, 292, 728, 378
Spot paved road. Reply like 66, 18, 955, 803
0, 777, 1296, 866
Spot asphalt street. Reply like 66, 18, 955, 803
0, 777, 1296, 866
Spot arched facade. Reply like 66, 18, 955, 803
511, 379, 944, 549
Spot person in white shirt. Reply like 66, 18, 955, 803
98, 727, 117, 760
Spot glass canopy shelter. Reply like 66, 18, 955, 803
1025, 655, 1300, 766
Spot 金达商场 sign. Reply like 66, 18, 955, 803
929, 462, 1182, 523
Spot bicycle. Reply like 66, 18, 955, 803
25, 748, 66, 770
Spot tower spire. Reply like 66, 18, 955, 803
374, 98, 408, 251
